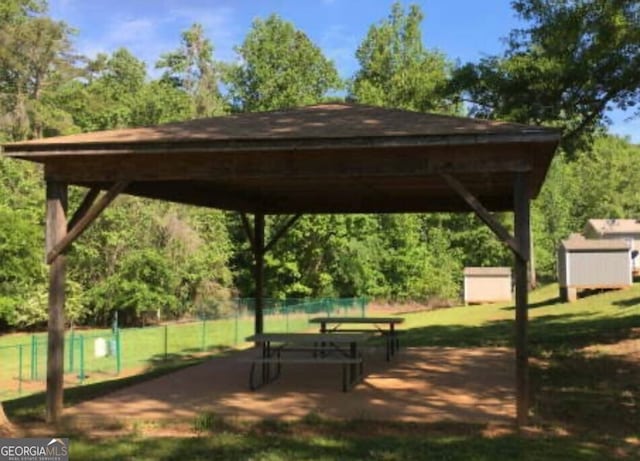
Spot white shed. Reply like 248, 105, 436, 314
463, 267, 512, 305
558, 234, 632, 302
584, 219, 640, 274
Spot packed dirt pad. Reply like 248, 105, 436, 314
64, 347, 515, 426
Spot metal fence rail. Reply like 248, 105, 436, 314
0, 297, 366, 400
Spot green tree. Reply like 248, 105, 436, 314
226, 14, 342, 112
156, 23, 226, 117
0, 10, 79, 140
531, 135, 640, 280
0, 0, 44, 23
571, 136, 640, 219
451, 0, 640, 152
350, 2, 455, 113
58, 48, 192, 132
0, 205, 44, 327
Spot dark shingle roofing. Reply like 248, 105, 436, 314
3, 103, 558, 149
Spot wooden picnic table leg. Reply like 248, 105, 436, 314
391, 323, 398, 357
262, 341, 270, 384
350, 341, 358, 387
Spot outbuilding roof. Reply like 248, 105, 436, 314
585, 219, 640, 236
561, 234, 631, 251
463, 267, 512, 276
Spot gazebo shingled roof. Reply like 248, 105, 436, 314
1, 103, 561, 427
3, 103, 559, 213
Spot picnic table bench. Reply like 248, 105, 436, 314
245, 332, 371, 392
308, 316, 405, 361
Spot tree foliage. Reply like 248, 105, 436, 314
451, 0, 640, 152
350, 2, 455, 113
0, 3, 78, 140
0, 2, 639, 330
226, 14, 342, 112
156, 23, 226, 117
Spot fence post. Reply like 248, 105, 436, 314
285, 304, 290, 332
164, 324, 168, 361
78, 335, 85, 384
30, 335, 36, 380
234, 308, 239, 345
68, 329, 75, 373
201, 318, 206, 352
115, 329, 121, 374
18, 344, 23, 395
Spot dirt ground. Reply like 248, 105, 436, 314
64, 346, 515, 425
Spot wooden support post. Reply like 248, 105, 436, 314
45, 181, 68, 424
529, 232, 537, 289
254, 213, 265, 336
514, 172, 530, 427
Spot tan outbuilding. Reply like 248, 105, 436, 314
558, 234, 633, 302
463, 267, 512, 304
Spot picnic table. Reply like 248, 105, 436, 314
245, 332, 371, 392
308, 316, 405, 361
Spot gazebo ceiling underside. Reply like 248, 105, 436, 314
2, 104, 560, 213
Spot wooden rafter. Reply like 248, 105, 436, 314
440, 173, 524, 260
46, 181, 129, 264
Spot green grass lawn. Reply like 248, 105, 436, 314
3, 285, 640, 460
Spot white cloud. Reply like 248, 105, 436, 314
74, 16, 164, 71
63, 2, 239, 76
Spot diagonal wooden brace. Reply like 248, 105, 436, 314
240, 213, 256, 254
46, 181, 129, 264
440, 173, 525, 260
264, 214, 302, 253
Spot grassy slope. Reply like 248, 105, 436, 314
402, 283, 640, 348
6, 284, 640, 460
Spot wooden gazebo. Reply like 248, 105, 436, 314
1, 103, 560, 425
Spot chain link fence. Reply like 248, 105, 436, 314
0, 297, 366, 400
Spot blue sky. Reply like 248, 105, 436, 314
48, 0, 638, 142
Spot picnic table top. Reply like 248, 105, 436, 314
308, 316, 405, 324
246, 332, 373, 343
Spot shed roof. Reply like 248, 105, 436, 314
585, 219, 640, 236
463, 267, 512, 276
1, 103, 560, 214
561, 234, 631, 251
